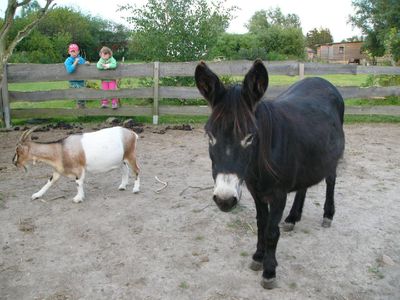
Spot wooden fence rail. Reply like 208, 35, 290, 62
1, 60, 400, 128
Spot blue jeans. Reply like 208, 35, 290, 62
69, 81, 86, 108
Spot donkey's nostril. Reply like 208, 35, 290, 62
213, 195, 238, 212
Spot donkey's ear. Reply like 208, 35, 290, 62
195, 61, 224, 107
242, 59, 269, 108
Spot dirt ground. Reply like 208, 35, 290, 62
0, 123, 399, 300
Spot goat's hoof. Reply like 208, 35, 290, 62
322, 217, 332, 228
73, 197, 83, 203
261, 277, 277, 289
118, 185, 127, 191
282, 222, 295, 232
249, 260, 263, 271
31, 194, 41, 200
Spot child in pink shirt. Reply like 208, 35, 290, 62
96, 46, 119, 109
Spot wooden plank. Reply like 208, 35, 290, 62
159, 105, 210, 116
9, 85, 400, 103
339, 86, 400, 99
0, 86, 3, 124
11, 106, 153, 118
159, 60, 300, 77
304, 63, 357, 75
160, 105, 400, 116
7, 63, 154, 83
7, 62, 400, 83
357, 66, 400, 75
9, 88, 154, 102
153, 61, 160, 124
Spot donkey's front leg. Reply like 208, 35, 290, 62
31, 172, 61, 200
250, 198, 268, 271
261, 191, 287, 289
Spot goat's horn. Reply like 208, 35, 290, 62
19, 126, 40, 142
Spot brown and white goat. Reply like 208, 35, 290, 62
13, 126, 140, 202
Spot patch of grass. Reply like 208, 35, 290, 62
240, 251, 249, 257
288, 282, 297, 289
179, 281, 189, 289
345, 96, 400, 106
0, 192, 5, 209
368, 266, 384, 279
345, 114, 400, 123
195, 235, 204, 241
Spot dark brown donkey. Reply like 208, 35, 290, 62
195, 59, 345, 289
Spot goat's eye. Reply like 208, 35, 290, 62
208, 133, 216, 146
240, 134, 254, 148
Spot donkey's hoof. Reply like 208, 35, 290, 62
322, 217, 332, 228
132, 188, 140, 194
118, 185, 127, 191
261, 277, 277, 289
249, 260, 263, 271
282, 222, 295, 232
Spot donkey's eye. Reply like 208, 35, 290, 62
208, 133, 217, 146
240, 134, 254, 148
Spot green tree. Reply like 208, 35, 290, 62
208, 33, 258, 59
0, 0, 54, 82
306, 28, 333, 50
119, 0, 236, 61
350, 0, 400, 63
8, 7, 131, 63
245, 8, 305, 59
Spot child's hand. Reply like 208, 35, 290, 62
85, 61, 90, 65
102, 63, 110, 69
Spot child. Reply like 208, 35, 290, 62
96, 46, 119, 109
64, 44, 89, 109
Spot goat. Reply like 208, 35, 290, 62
13, 126, 140, 202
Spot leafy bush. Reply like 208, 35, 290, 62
362, 75, 400, 87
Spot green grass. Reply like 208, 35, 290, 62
345, 96, 400, 106
345, 115, 400, 123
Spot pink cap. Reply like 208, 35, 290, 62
68, 44, 79, 52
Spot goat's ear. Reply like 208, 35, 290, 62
242, 59, 269, 108
195, 61, 224, 107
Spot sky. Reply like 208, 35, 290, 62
1, 0, 363, 42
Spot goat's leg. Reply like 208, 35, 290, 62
118, 162, 129, 190
282, 188, 307, 231
322, 173, 336, 227
73, 169, 85, 203
126, 158, 140, 194
31, 172, 61, 200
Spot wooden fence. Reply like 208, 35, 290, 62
1, 60, 400, 128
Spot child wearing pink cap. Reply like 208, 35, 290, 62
96, 46, 119, 109
64, 44, 90, 109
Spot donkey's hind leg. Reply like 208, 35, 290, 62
322, 173, 336, 228
282, 188, 307, 231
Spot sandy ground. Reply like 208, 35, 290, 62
0, 123, 399, 300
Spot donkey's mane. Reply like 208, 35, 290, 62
206, 85, 256, 139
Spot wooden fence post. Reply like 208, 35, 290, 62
299, 63, 305, 80
153, 61, 160, 125
1, 65, 11, 128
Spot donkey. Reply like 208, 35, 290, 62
13, 126, 140, 202
195, 59, 345, 288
